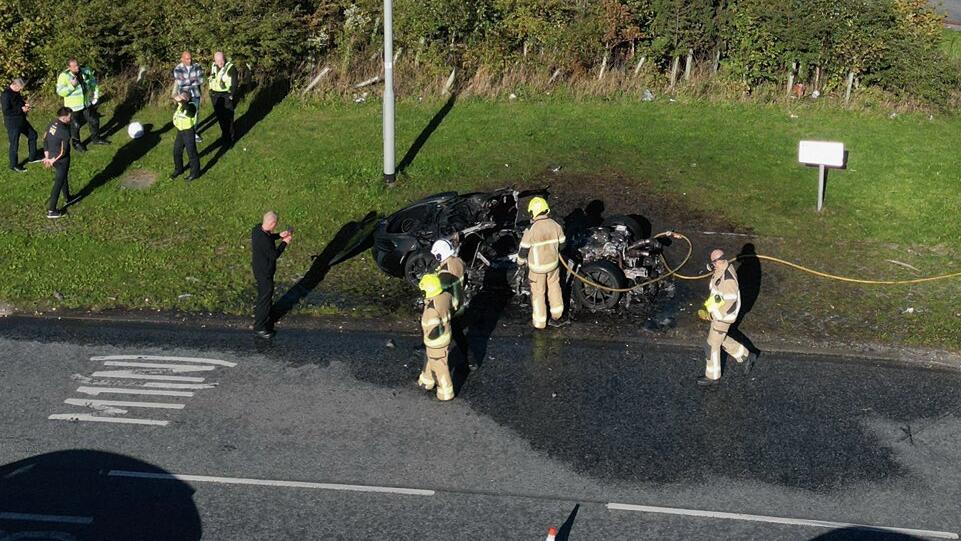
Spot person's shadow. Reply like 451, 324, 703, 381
726, 243, 760, 358
0, 449, 201, 540
199, 79, 290, 175
463, 242, 517, 369
99, 83, 149, 139
396, 92, 458, 173
71, 122, 174, 204
269, 211, 379, 325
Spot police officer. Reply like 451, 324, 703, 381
171, 92, 201, 181
41, 107, 80, 219
517, 197, 566, 329
208, 51, 237, 147
697, 249, 756, 387
250, 211, 293, 339
417, 273, 455, 401
55, 59, 108, 152
2, 78, 40, 172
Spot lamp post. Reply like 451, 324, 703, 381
383, 0, 396, 185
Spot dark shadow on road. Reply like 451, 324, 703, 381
809, 527, 926, 540
728, 242, 761, 362
556, 504, 580, 541
199, 79, 290, 175
270, 211, 379, 325
396, 92, 457, 173
0, 449, 201, 540
463, 263, 516, 370
74, 122, 174, 203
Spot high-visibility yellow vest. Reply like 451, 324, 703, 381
208, 62, 234, 93
56, 68, 98, 111
173, 103, 197, 131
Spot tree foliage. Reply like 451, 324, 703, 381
0, 0, 955, 104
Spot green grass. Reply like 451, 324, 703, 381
5, 90, 961, 347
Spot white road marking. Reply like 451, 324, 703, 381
90, 355, 237, 368
48, 414, 169, 426
76, 386, 194, 397
108, 471, 435, 497
102, 361, 216, 372
91, 370, 205, 383
0, 512, 93, 525
64, 398, 185, 410
143, 382, 218, 390
607, 503, 959, 540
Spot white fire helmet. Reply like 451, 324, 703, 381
431, 239, 455, 262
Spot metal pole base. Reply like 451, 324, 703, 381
384, 173, 396, 185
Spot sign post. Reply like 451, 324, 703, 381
798, 141, 845, 212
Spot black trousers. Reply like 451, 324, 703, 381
254, 278, 274, 332
5, 119, 37, 168
70, 106, 101, 143
211, 92, 235, 144
48, 162, 71, 211
173, 129, 201, 177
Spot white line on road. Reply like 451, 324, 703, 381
607, 503, 959, 540
108, 471, 435, 497
76, 386, 194, 397
64, 398, 185, 410
91, 355, 237, 368
102, 361, 216, 372
48, 414, 169, 426
91, 370, 205, 382
0, 512, 93, 525
143, 382, 218, 390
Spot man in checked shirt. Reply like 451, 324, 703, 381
173, 51, 205, 143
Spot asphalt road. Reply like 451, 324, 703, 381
1, 317, 960, 540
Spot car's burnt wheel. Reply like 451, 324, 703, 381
602, 215, 643, 239
404, 250, 436, 285
572, 260, 627, 312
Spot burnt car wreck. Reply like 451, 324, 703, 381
372, 187, 674, 313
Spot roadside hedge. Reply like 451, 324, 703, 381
0, 0, 955, 104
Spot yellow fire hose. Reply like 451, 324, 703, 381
559, 232, 961, 294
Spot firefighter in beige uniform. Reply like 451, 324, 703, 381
433, 239, 474, 368
517, 197, 566, 329
417, 273, 455, 401
698, 249, 755, 387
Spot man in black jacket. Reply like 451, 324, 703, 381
2, 78, 40, 173
251, 211, 293, 338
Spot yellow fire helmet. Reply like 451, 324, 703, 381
528, 196, 550, 217
419, 273, 444, 299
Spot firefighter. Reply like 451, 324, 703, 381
433, 238, 473, 368
517, 196, 566, 329
697, 249, 756, 387
417, 273, 455, 401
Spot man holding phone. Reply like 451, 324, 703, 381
250, 211, 293, 339
2, 78, 40, 172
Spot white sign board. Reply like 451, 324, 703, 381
798, 141, 845, 168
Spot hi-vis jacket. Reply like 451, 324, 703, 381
421, 291, 453, 349
56, 67, 99, 111
705, 266, 741, 323
437, 256, 465, 313
517, 216, 565, 274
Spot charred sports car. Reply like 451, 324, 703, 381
372, 188, 673, 312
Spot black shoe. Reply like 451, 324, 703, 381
169, 170, 184, 180
697, 376, 720, 387
46, 210, 63, 219
742, 351, 758, 375
255, 330, 275, 339
65, 194, 82, 207
10, 166, 26, 173
91, 138, 110, 145
184, 174, 199, 182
